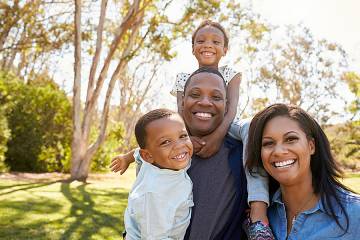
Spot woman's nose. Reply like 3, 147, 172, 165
273, 144, 288, 155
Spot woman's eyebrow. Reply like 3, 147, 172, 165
284, 131, 299, 136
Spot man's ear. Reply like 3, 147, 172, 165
139, 149, 154, 163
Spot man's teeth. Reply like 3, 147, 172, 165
195, 112, 212, 118
274, 159, 295, 168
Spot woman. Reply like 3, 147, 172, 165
246, 103, 360, 239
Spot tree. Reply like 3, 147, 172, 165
0, 0, 74, 78
238, 24, 348, 124
70, 0, 229, 181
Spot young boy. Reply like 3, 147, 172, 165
124, 108, 194, 240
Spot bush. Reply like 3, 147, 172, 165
0, 71, 72, 172
91, 122, 133, 172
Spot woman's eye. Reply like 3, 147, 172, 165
286, 136, 298, 143
262, 141, 273, 147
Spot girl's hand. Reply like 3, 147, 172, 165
190, 136, 205, 154
196, 131, 223, 158
110, 154, 132, 175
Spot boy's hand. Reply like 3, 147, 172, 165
196, 132, 223, 158
190, 136, 205, 154
110, 154, 131, 175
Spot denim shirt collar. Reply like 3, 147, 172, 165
271, 188, 343, 217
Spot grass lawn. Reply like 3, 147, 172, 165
0, 169, 359, 240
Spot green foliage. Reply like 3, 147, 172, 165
91, 122, 133, 172
0, 108, 10, 172
0, 71, 72, 172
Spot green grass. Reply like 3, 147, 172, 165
0, 171, 135, 240
0, 170, 359, 240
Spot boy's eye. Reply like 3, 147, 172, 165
160, 140, 170, 146
180, 133, 189, 139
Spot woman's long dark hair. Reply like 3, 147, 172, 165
246, 103, 354, 233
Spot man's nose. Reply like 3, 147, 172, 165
197, 96, 212, 106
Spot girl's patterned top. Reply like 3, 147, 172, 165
170, 65, 239, 96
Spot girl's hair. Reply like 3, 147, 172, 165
192, 20, 229, 48
246, 103, 353, 233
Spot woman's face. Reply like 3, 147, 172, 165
261, 116, 315, 187
182, 72, 226, 137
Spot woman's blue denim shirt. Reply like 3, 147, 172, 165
268, 187, 360, 240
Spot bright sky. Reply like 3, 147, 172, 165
54, 0, 360, 115
251, 0, 360, 70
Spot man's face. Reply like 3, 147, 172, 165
140, 115, 193, 171
182, 72, 227, 137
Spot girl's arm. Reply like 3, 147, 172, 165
196, 73, 241, 158
229, 119, 270, 222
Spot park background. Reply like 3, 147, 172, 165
0, 0, 359, 239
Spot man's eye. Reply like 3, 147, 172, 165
190, 93, 200, 98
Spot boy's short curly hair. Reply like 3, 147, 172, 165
135, 108, 178, 149
192, 20, 229, 48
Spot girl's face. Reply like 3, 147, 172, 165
192, 26, 227, 68
261, 116, 315, 187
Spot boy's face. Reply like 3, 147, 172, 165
192, 25, 227, 68
140, 115, 193, 171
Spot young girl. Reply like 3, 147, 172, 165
111, 20, 273, 239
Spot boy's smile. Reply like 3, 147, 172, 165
140, 115, 193, 171
192, 26, 227, 68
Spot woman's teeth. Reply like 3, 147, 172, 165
273, 159, 295, 168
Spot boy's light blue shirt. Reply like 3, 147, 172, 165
228, 118, 269, 205
268, 188, 360, 240
124, 151, 193, 240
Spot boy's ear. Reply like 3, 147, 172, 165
139, 149, 154, 163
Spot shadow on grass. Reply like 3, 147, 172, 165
0, 181, 60, 195
60, 182, 127, 240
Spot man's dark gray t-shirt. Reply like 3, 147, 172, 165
186, 143, 237, 239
